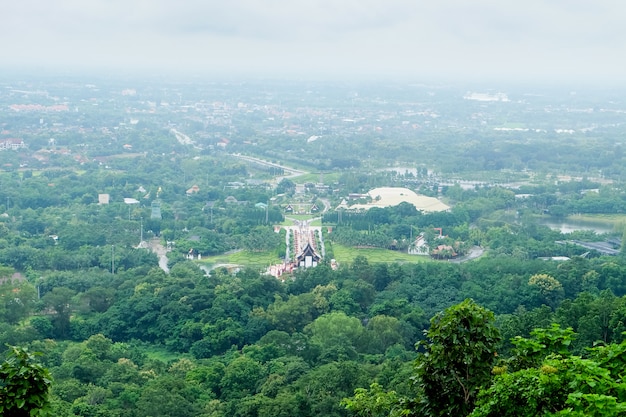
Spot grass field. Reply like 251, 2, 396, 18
198, 244, 430, 271
281, 215, 322, 226
199, 250, 282, 270
568, 214, 626, 226
291, 172, 342, 184
330, 244, 431, 264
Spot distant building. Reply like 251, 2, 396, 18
98, 194, 110, 204
431, 244, 457, 259
186, 185, 200, 195
151, 201, 162, 219
0, 138, 26, 151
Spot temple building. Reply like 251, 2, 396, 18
296, 242, 322, 268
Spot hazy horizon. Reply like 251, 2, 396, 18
3, 1, 626, 85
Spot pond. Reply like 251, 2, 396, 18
537, 217, 616, 235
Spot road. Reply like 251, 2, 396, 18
229, 153, 307, 178
449, 246, 484, 263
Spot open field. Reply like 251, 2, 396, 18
291, 172, 342, 184
331, 244, 431, 264
199, 250, 282, 270
569, 214, 626, 227
281, 215, 322, 226
198, 243, 431, 271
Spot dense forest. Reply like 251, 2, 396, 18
5, 253, 626, 415
3, 78, 626, 416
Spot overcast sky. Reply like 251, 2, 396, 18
3, 0, 626, 83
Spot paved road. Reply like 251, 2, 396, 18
449, 246, 484, 263
229, 153, 307, 178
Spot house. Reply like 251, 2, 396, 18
409, 234, 430, 255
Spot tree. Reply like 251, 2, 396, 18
305, 311, 364, 361
41, 287, 76, 338
342, 383, 401, 417
470, 326, 626, 417
528, 273, 564, 308
414, 299, 501, 417
0, 280, 36, 325
220, 356, 265, 400
363, 315, 405, 354
0, 346, 52, 417
276, 178, 296, 195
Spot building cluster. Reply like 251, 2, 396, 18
0, 138, 26, 151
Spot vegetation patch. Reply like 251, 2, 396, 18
331, 243, 431, 264
199, 250, 281, 270
291, 172, 341, 184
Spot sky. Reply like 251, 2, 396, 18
3, 0, 626, 83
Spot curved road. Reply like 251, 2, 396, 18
449, 246, 484, 263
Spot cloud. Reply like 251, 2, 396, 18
2, 0, 626, 81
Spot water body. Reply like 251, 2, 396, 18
537, 218, 615, 235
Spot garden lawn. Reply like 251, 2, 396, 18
331, 244, 432, 264
291, 172, 341, 184
199, 245, 431, 271
281, 215, 322, 226
199, 250, 282, 270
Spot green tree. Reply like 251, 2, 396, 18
414, 299, 501, 417
342, 383, 401, 417
471, 327, 626, 417
220, 356, 265, 400
363, 315, 405, 354
0, 346, 52, 417
41, 287, 76, 338
528, 273, 564, 308
0, 281, 36, 325
305, 311, 364, 361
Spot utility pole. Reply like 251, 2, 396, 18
111, 245, 115, 274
